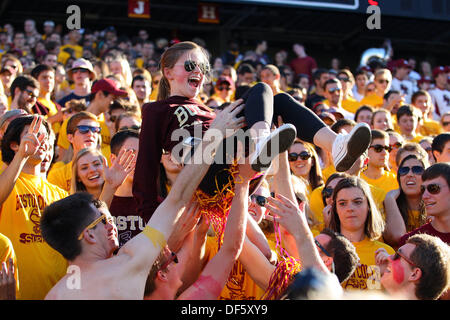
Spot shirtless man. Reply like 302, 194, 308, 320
40, 101, 245, 299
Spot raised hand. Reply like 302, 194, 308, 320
168, 200, 202, 252
103, 149, 136, 189
266, 194, 307, 237
0, 258, 16, 300
18, 116, 46, 159
210, 99, 246, 138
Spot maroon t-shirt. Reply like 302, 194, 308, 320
399, 222, 450, 246
289, 56, 317, 79
109, 195, 147, 248
132, 96, 216, 219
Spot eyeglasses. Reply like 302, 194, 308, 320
77, 125, 101, 134
217, 85, 231, 91
420, 183, 442, 195
327, 87, 341, 94
338, 77, 350, 82
391, 250, 417, 268
315, 239, 335, 274
78, 214, 114, 240
370, 144, 392, 153
177, 60, 210, 75
72, 68, 89, 74
398, 166, 424, 176
321, 187, 334, 199
377, 79, 389, 84
24, 89, 38, 99
390, 142, 402, 149
250, 194, 268, 207
288, 151, 312, 161
159, 252, 179, 271
119, 125, 141, 131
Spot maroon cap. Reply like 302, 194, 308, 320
395, 59, 412, 69
216, 76, 234, 89
432, 66, 446, 78
91, 79, 128, 97
417, 76, 432, 86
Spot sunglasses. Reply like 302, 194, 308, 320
217, 85, 231, 91
24, 88, 38, 99
250, 194, 268, 207
370, 144, 392, 153
322, 187, 334, 199
153, 80, 160, 85
119, 125, 141, 131
338, 77, 350, 82
392, 250, 416, 268
72, 68, 89, 74
398, 166, 424, 176
288, 151, 312, 161
420, 183, 442, 195
315, 239, 335, 273
390, 142, 402, 149
77, 125, 101, 134
159, 252, 179, 271
443, 121, 450, 127
327, 87, 341, 94
109, 115, 118, 122
377, 79, 389, 84
78, 214, 114, 240
179, 60, 210, 75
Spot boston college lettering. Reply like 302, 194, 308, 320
16, 194, 46, 211
343, 264, 381, 290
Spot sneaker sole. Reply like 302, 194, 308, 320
335, 125, 371, 172
251, 124, 297, 172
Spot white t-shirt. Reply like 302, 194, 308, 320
429, 87, 450, 120
391, 77, 416, 104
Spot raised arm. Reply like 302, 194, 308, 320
238, 236, 276, 290
178, 160, 251, 300
271, 146, 300, 259
266, 195, 329, 274
382, 189, 407, 247
0, 116, 45, 207
118, 101, 245, 271
99, 149, 136, 207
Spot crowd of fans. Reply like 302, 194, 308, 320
0, 19, 449, 301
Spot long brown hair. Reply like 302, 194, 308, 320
396, 154, 427, 231
157, 41, 210, 101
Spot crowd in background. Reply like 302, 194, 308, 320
0, 19, 449, 301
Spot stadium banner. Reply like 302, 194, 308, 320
198, 3, 220, 24
128, 0, 150, 19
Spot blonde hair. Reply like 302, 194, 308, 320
71, 148, 106, 195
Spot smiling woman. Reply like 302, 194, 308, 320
71, 147, 105, 198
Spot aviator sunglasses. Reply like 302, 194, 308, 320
420, 183, 442, 195
398, 166, 424, 176
288, 151, 312, 161
77, 125, 101, 134
180, 60, 210, 75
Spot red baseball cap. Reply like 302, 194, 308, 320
91, 79, 128, 97
417, 76, 432, 86
216, 76, 234, 90
395, 59, 412, 69
432, 66, 446, 78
